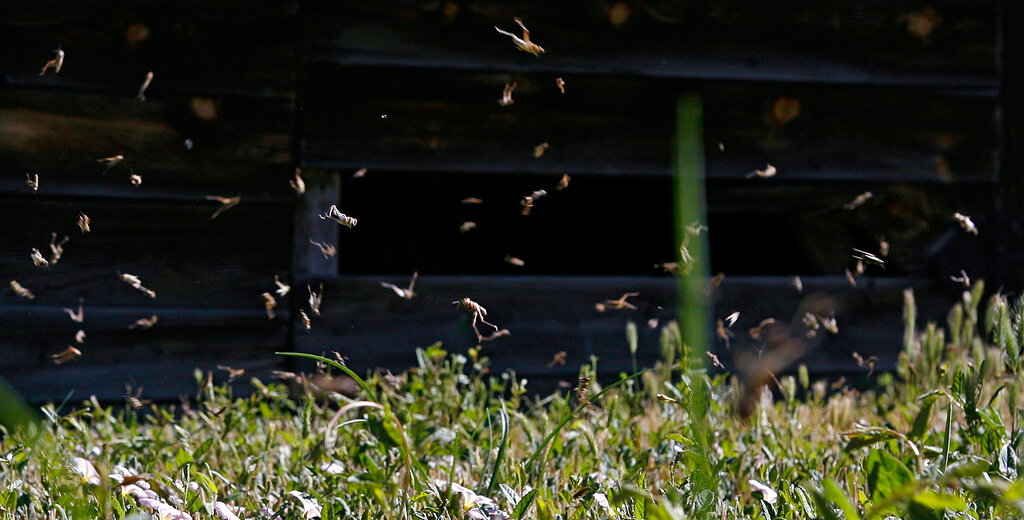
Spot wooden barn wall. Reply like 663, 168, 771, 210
0, 0, 1011, 403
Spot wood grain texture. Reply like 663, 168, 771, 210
0, 199, 293, 307
0, 90, 294, 197
0, 0, 298, 97
301, 67, 998, 182
305, 1, 996, 90
292, 275, 956, 382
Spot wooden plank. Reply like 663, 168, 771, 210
0, 199, 292, 307
300, 67, 998, 183
4, 357, 286, 404
292, 275, 956, 381
305, 1, 997, 90
0, 304, 287, 372
0, 0, 297, 98
292, 170, 340, 279
0, 90, 294, 197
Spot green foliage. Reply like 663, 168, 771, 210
10, 282, 1024, 518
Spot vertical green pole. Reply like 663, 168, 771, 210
674, 93, 715, 514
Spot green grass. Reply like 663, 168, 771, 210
7, 283, 1024, 519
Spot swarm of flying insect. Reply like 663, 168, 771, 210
495, 17, 545, 56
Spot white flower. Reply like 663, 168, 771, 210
214, 501, 242, 520
72, 457, 101, 486
288, 491, 322, 519
748, 479, 778, 504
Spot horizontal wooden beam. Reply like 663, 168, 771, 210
305, 1, 997, 91
291, 274, 957, 383
300, 67, 998, 183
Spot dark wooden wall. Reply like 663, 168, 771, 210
0, 0, 1014, 402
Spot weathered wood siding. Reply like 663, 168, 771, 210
1, 0, 1016, 402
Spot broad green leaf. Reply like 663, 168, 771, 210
193, 437, 215, 460
512, 489, 538, 520
865, 449, 914, 503
843, 427, 905, 451
174, 448, 193, 467
909, 399, 935, 440
911, 491, 966, 511
823, 479, 860, 520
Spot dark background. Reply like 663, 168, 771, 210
1, 0, 1020, 402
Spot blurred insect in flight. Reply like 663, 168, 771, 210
39, 47, 64, 75
494, 17, 545, 56
498, 81, 517, 107
26, 174, 39, 191
453, 297, 501, 341
381, 271, 417, 299
129, 315, 158, 329
206, 195, 240, 220
138, 71, 153, 101
64, 298, 84, 323
77, 213, 91, 233
953, 212, 978, 235
51, 346, 81, 364
10, 280, 34, 299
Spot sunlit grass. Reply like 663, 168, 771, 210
6, 283, 1024, 519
